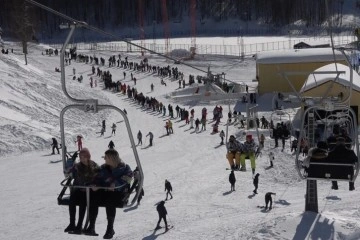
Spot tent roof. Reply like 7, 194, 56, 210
256, 48, 346, 64
300, 63, 360, 92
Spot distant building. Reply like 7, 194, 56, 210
293, 42, 330, 49
256, 48, 348, 95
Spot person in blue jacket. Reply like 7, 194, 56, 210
85, 149, 133, 239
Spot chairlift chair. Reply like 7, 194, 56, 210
295, 104, 359, 182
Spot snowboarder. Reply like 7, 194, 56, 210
146, 132, 154, 146
165, 179, 173, 200
229, 170, 236, 191
108, 140, 115, 149
219, 130, 225, 145
111, 123, 116, 136
265, 192, 276, 210
137, 130, 143, 145
75, 135, 83, 151
155, 201, 169, 231
253, 173, 260, 194
51, 137, 60, 154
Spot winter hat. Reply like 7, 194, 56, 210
79, 148, 91, 158
246, 134, 252, 140
229, 135, 235, 141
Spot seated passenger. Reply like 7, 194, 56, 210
327, 137, 357, 191
86, 149, 133, 238
64, 148, 99, 234
226, 135, 241, 170
303, 141, 328, 177
240, 134, 257, 174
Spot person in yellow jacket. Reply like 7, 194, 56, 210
226, 135, 242, 170
240, 134, 257, 174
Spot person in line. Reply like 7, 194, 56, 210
253, 173, 260, 194
146, 132, 154, 146
137, 130, 143, 145
165, 179, 173, 200
108, 140, 115, 149
265, 192, 276, 210
155, 201, 168, 231
64, 148, 99, 234
229, 170, 236, 191
51, 137, 60, 154
86, 149, 133, 239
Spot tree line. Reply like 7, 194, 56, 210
0, 0, 356, 41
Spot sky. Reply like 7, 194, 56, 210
0, 36, 360, 240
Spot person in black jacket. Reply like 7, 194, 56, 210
253, 173, 260, 194
108, 140, 115, 149
155, 201, 168, 230
328, 137, 357, 191
51, 137, 60, 154
229, 170, 236, 191
265, 192, 276, 210
165, 179, 173, 200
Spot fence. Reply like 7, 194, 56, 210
49, 35, 355, 57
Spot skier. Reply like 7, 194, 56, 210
265, 192, 276, 210
108, 140, 115, 149
151, 83, 154, 92
51, 137, 60, 154
269, 152, 275, 168
155, 201, 169, 231
146, 131, 154, 146
219, 130, 225, 145
229, 170, 236, 191
75, 135, 83, 151
165, 179, 173, 200
111, 123, 116, 136
100, 126, 105, 137
137, 130, 143, 145
102, 120, 106, 132
253, 173, 260, 194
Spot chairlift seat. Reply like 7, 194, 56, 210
57, 179, 130, 208
306, 159, 355, 180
